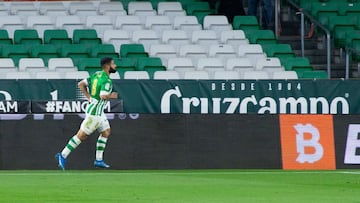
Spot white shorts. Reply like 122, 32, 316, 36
80, 114, 110, 135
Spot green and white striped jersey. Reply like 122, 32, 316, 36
86, 71, 112, 116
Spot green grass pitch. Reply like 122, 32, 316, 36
0, 170, 359, 203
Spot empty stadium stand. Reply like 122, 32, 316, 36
0, 0, 332, 80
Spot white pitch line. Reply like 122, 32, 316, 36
0, 170, 359, 176
339, 171, 360, 174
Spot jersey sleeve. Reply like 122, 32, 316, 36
84, 76, 91, 86
100, 79, 112, 96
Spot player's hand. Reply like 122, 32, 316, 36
110, 92, 118, 99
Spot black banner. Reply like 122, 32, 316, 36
0, 100, 124, 114
31, 100, 123, 113
0, 101, 30, 114
333, 115, 360, 169
0, 114, 281, 170
2, 113, 360, 169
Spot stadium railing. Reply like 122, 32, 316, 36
282, 0, 332, 79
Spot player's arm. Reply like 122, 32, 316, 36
100, 92, 118, 100
78, 79, 91, 101
100, 81, 118, 100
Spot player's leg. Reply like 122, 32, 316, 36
94, 116, 111, 168
60, 129, 88, 159
94, 128, 111, 168
56, 115, 97, 170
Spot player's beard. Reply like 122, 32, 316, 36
109, 67, 116, 73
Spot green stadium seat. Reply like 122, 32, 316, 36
73, 29, 101, 44
328, 16, 357, 48
120, 44, 148, 58
283, 57, 313, 71
170, 0, 203, 9
346, 30, 360, 47
354, 16, 360, 30
114, 58, 137, 78
30, 45, 59, 65
194, 12, 215, 25
77, 58, 102, 75
232, 16, 260, 31
44, 29, 72, 45
89, 44, 119, 58
186, 2, 214, 24
294, 68, 313, 78
310, 2, 339, 26
352, 41, 360, 61
299, 70, 328, 79
186, 2, 210, 14
261, 44, 295, 60
0, 45, 30, 66
0, 30, 12, 45
244, 30, 277, 44
14, 29, 42, 45
339, 2, 360, 16
59, 44, 90, 61
296, 0, 318, 10
137, 57, 166, 78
